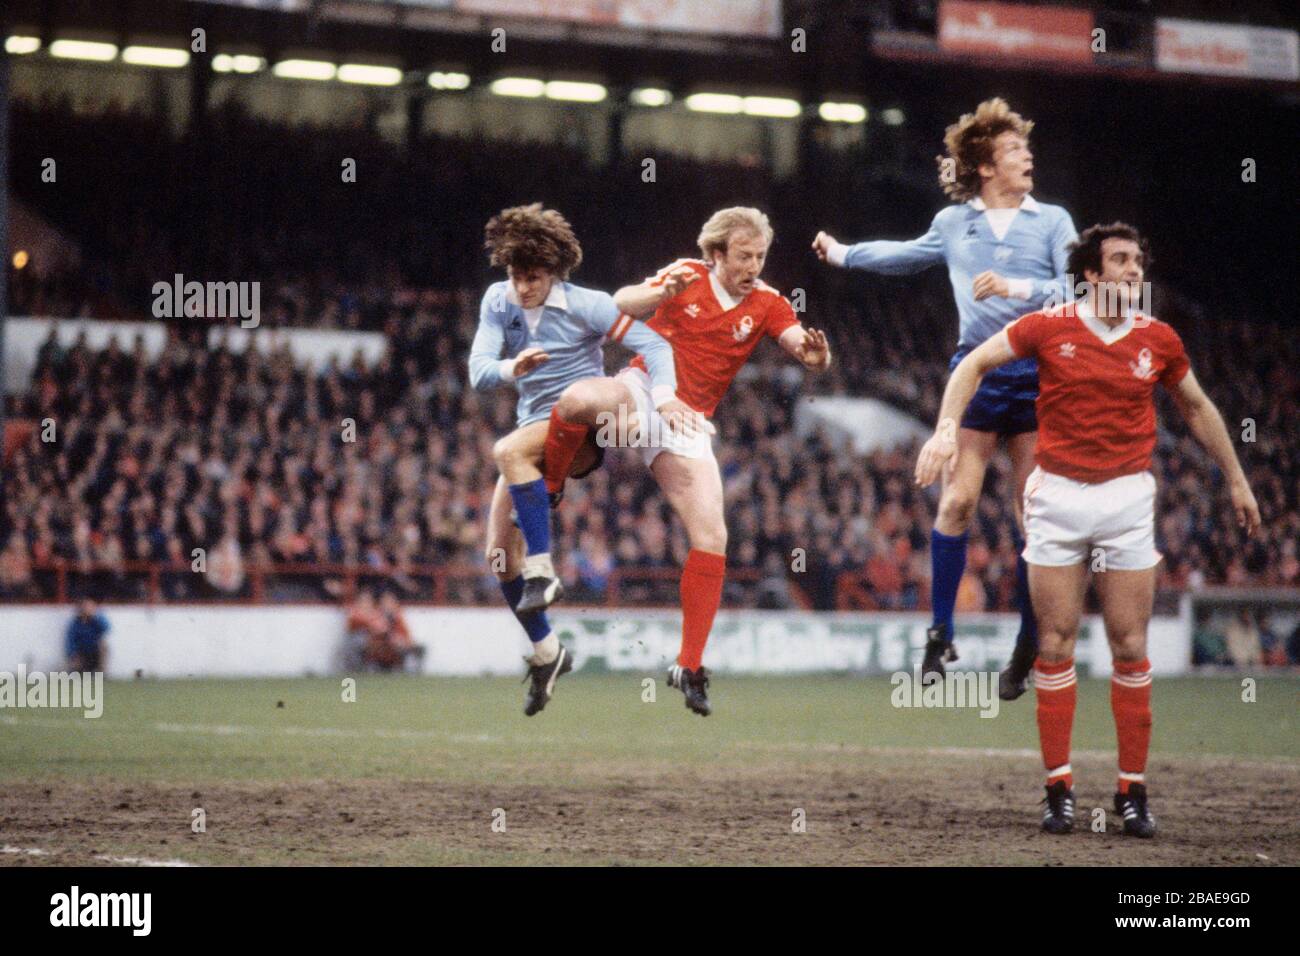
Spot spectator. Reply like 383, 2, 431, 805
1192, 610, 1229, 666
1224, 608, 1262, 668
343, 588, 383, 671
65, 599, 110, 672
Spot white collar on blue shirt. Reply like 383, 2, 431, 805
505, 281, 568, 312
969, 194, 1041, 213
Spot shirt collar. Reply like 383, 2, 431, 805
1075, 296, 1136, 344
505, 281, 568, 311
707, 270, 740, 311
969, 194, 1040, 213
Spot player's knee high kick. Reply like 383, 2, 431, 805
468, 203, 678, 715
542, 207, 833, 715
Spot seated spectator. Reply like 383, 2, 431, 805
343, 588, 383, 671
362, 591, 424, 672
1224, 608, 1262, 668
65, 599, 110, 672
0, 533, 37, 599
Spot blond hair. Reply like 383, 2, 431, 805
936, 98, 1034, 202
697, 207, 774, 260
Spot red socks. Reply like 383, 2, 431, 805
677, 549, 726, 671
542, 405, 591, 494
1112, 658, 1152, 793
1034, 656, 1077, 788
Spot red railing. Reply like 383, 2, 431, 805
7, 559, 812, 609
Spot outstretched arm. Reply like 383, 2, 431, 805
914, 329, 1016, 486
613, 264, 699, 319
812, 216, 945, 276
1168, 369, 1260, 535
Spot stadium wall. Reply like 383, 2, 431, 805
0, 607, 1192, 678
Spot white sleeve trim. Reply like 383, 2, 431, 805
650, 385, 677, 408
1007, 278, 1034, 300
499, 358, 516, 382
827, 241, 848, 268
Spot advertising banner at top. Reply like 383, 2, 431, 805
1156, 18, 1299, 81
937, 0, 1095, 63
454, 0, 782, 38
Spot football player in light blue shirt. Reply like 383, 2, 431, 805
813, 99, 1078, 698
468, 203, 679, 715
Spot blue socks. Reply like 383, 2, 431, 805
499, 575, 551, 643
930, 529, 968, 639
507, 479, 551, 557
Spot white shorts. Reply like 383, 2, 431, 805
613, 367, 716, 469
1022, 466, 1161, 570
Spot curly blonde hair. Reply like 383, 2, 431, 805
936, 98, 1034, 202
484, 203, 583, 278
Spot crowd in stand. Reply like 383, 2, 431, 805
2, 280, 1296, 623
3, 102, 1296, 650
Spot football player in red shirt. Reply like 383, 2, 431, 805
540, 207, 832, 715
915, 222, 1260, 837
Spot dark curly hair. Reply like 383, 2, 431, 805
484, 203, 583, 278
1067, 222, 1152, 278
936, 98, 1034, 202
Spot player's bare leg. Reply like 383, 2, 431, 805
999, 430, 1042, 700
1028, 561, 1087, 833
1094, 566, 1158, 837
923, 427, 998, 681
651, 449, 727, 716
494, 421, 564, 614
487, 464, 571, 715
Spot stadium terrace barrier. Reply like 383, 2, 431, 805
0, 606, 1192, 679
13, 560, 783, 609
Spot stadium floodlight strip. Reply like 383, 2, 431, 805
428, 71, 470, 90
545, 81, 606, 103
5, 36, 41, 55
630, 87, 672, 108
819, 102, 867, 123
337, 64, 403, 86
272, 59, 337, 81
685, 93, 802, 118
122, 46, 190, 68
742, 96, 801, 118
49, 40, 119, 62
684, 92, 744, 114
212, 54, 266, 74
490, 77, 546, 98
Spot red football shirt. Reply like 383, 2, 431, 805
627, 259, 799, 417
1005, 302, 1190, 483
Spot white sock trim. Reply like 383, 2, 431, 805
522, 553, 555, 579
528, 632, 559, 664
1047, 763, 1072, 780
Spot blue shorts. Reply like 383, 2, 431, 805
948, 350, 1038, 436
